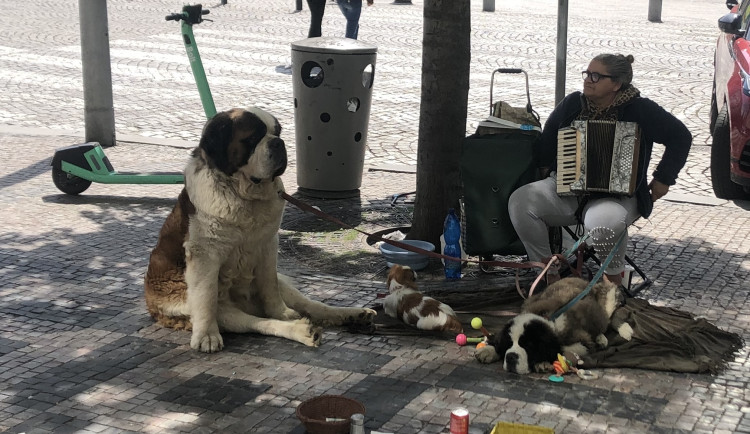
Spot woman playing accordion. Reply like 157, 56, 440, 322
508, 53, 692, 289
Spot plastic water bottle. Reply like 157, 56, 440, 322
443, 208, 462, 280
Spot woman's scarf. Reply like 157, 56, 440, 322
578, 86, 640, 121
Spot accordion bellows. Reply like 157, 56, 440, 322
556, 120, 641, 196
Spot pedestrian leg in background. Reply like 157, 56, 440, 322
307, 0, 326, 37
336, 0, 362, 39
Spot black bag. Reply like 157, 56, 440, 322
460, 131, 538, 256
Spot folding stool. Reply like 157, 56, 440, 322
560, 226, 652, 297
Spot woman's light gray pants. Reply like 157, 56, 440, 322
508, 174, 641, 274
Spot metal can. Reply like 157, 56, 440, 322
350, 413, 365, 434
449, 407, 469, 434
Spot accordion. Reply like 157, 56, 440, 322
556, 120, 641, 196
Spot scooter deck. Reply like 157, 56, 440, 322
53, 142, 185, 185
116, 171, 182, 176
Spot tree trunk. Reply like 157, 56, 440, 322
408, 0, 471, 249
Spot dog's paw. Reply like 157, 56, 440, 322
535, 361, 554, 373
269, 306, 302, 321
595, 334, 609, 349
348, 308, 377, 324
345, 308, 377, 334
191, 325, 224, 353
617, 322, 634, 341
562, 342, 588, 356
318, 307, 377, 327
294, 319, 322, 347
474, 345, 500, 364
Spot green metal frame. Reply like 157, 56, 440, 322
180, 11, 217, 119
60, 144, 183, 184
54, 5, 222, 189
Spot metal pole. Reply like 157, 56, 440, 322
482, 0, 495, 12
555, 0, 568, 105
79, 0, 116, 147
296, 0, 302, 11
648, 0, 662, 22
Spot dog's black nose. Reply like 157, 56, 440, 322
504, 352, 519, 372
505, 352, 519, 364
269, 137, 287, 177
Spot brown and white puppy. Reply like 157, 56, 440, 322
144, 108, 376, 353
475, 277, 633, 374
383, 265, 463, 333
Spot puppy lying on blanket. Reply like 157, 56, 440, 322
383, 265, 463, 333
475, 277, 633, 374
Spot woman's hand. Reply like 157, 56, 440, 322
649, 179, 670, 202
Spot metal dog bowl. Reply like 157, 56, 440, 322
379, 239, 434, 270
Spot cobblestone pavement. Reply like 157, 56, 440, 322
1, 0, 750, 433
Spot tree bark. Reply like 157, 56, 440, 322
408, 0, 471, 248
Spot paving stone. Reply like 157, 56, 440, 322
155, 373, 271, 415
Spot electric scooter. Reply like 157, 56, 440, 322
51, 4, 216, 195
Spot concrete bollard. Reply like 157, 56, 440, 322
648, 0, 662, 22
79, 0, 116, 147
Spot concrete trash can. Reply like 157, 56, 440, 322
291, 37, 377, 198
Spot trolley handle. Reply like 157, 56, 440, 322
489, 68, 538, 122
495, 68, 523, 74
165, 4, 210, 24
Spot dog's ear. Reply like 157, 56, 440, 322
525, 320, 562, 364
386, 265, 398, 285
489, 324, 513, 356
198, 112, 237, 175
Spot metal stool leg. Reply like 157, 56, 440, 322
561, 226, 651, 297
623, 255, 652, 297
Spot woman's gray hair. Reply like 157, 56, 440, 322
594, 53, 635, 88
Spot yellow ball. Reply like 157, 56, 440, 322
471, 317, 483, 330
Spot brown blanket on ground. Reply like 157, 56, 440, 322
581, 298, 743, 374
370, 290, 744, 374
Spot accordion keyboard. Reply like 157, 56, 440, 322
556, 127, 580, 195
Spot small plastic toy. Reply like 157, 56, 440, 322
471, 317, 490, 337
455, 334, 483, 346
548, 353, 598, 382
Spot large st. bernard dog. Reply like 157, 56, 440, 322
475, 277, 633, 374
144, 108, 376, 353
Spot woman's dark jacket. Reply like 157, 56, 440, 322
535, 91, 693, 218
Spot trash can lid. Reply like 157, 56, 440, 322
291, 37, 377, 54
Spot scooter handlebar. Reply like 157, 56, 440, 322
165, 6, 210, 24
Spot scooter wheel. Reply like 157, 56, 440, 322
52, 166, 92, 195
